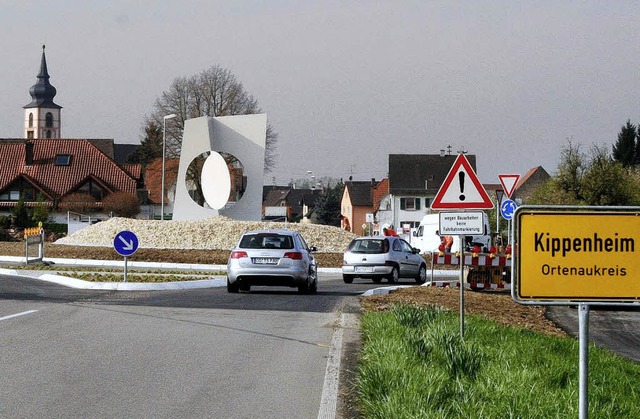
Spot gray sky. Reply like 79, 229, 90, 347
2, 1, 639, 185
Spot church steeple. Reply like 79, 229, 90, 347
23, 45, 62, 139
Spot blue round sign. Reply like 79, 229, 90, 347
500, 199, 518, 221
114, 230, 139, 257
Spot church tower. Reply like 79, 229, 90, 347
23, 45, 62, 139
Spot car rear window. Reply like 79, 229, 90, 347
347, 238, 388, 254
239, 234, 294, 249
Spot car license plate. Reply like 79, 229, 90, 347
253, 258, 279, 265
355, 266, 374, 273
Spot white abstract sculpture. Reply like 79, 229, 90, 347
172, 114, 267, 221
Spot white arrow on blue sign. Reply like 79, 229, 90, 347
114, 230, 139, 257
500, 199, 518, 221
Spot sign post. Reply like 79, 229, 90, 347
113, 230, 139, 282
431, 154, 494, 339
513, 206, 640, 419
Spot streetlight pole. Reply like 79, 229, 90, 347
161, 114, 177, 220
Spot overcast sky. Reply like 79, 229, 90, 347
2, 1, 639, 185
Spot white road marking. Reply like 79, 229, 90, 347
318, 313, 347, 419
0, 310, 38, 321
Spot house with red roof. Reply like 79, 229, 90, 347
0, 46, 143, 224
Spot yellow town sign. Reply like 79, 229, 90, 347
514, 207, 640, 302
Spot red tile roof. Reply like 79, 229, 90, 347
372, 178, 389, 212
0, 139, 137, 199
144, 157, 179, 204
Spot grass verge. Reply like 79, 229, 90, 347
356, 303, 640, 418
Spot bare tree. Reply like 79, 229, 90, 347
146, 65, 278, 172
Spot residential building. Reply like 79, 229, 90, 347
513, 166, 550, 202
341, 179, 378, 236
0, 46, 142, 223
262, 186, 319, 222
387, 153, 479, 235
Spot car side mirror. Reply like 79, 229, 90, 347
413, 247, 420, 254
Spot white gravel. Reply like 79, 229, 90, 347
54, 216, 357, 252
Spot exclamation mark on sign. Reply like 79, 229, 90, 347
458, 171, 466, 201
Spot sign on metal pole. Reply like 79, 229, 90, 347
513, 207, 640, 303
498, 174, 520, 199
512, 206, 640, 419
114, 230, 139, 282
439, 212, 485, 236
500, 199, 517, 221
431, 154, 494, 210
431, 154, 493, 338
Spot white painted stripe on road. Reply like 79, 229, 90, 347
0, 310, 38, 321
317, 313, 346, 419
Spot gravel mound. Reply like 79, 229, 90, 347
55, 217, 357, 252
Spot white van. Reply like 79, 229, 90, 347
411, 213, 491, 254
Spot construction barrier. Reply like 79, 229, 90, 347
24, 222, 44, 265
431, 251, 512, 290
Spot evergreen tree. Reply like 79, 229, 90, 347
612, 120, 637, 167
11, 198, 32, 228
127, 122, 163, 166
314, 182, 344, 226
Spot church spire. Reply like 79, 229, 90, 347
24, 45, 61, 109
23, 45, 62, 139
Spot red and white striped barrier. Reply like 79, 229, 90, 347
424, 281, 511, 290
432, 252, 511, 267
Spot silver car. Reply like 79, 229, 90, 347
342, 236, 427, 284
227, 229, 318, 293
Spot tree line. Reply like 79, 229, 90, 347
529, 120, 640, 206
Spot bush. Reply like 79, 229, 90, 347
61, 193, 98, 213
44, 223, 67, 235
11, 198, 32, 228
103, 192, 140, 218
0, 215, 11, 229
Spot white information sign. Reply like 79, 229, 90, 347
439, 211, 485, 235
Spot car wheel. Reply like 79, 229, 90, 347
372, 277, 383, 283
298, 280, 310, 294
240, 283, 251, 292
387, 266, 399, 284
309, 267, 318, 293
415, 264, 427, 284
227, 278, 239, 293
343, 274, 354, 284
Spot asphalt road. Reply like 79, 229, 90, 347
2, 273, 638, 418
547, 304, 640, 363
0, 273, 397, 419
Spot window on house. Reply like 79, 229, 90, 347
23, 188, 35, 200
28, 113, 34, 127
400, 197, 421, 211
78, 181, 105, 201
0, 193, 8, 201
46, 130, 52, 138
10, 191, 20, 201
55, 154, 71, 166
27, 131, 34, 139
45, 112, 54, 127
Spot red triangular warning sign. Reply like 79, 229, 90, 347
498, 174, 520, 199
431, 154, 494, 210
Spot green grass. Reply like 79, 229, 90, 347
356, 303, 640, 418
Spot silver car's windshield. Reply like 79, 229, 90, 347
239, 233, 295, 250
